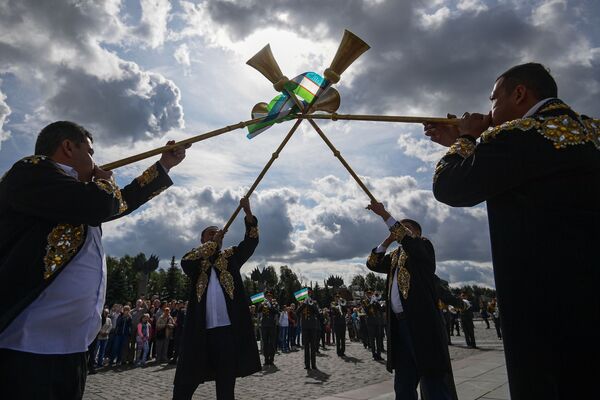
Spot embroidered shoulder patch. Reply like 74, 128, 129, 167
20, 155, 47, 165
43, 224, 85, 279
481, 115, 597, 149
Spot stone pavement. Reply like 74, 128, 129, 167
84, 320, 506, 399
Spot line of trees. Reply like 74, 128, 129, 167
105, 253, 496, 312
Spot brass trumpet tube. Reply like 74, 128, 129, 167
222, 118, 303, 232
299, 113, 460, 125
306, 118, 377, 202
100, 116, 268, 171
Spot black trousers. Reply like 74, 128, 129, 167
261, 326, 277, 364
367, 324, 382, 357
0, 348, 87, 400
173, 326, 236, 400
302, 328, 318, 368
334, 326, 346, 355
461, 317, 476, 347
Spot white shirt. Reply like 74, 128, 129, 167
205, 266, 231, 329
279, 310, 289, 327
0, 163, 106, 354
523, 97, 555, 118
375, 216, 404, 314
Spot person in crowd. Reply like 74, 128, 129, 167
135, 313, 152, 367
156, 306, 175, 364
109, 305, 132, 366
425, 62, 599, 399
278, 305, 290, 353
288, 303, 297, 351
367, 201, 458, 400
127, 299, 148, 365
95, 308, 112, 368
366, 291, 384, 361
331, 297, 347, 357
459, 293, 476, 348
297, 289, 320, 370
488, 298, 502, 340
173, 197, 260, 400
258, 291, 279, 365
479, 300, 491, 329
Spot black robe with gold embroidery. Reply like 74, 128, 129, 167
366, 224, 454, 389
0, 156, 172, 334
433, 99, 600, 400
174, 217, 261, 385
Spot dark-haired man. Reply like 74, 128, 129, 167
366, 201, 457, 400
0, 121, 188, 398
297, 288, 320, 370
173, 197, 261, 400
425, 62, 600, 399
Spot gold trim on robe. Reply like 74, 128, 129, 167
447, 137, 476, 159
136, 164, 159, 187
43, 224, 85, 279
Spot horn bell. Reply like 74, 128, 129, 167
251, 102, 269, 117
311, 88, 341, 113
324, 29, 370, 83
246, 44, 289, 91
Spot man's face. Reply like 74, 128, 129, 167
201, 227, 222, 248
69, 137, 95, 182
404, 222, 422, 238
490, 77, 520, 126
136, 299, 143, 308
290, 304, 295, 310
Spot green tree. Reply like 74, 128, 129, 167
106, 254, 137, 306
165, 256, 187, 300
351, 274, 366, 291
278, 266, 301, 305
326, 274, 344, 289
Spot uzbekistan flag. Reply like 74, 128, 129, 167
250, 292, 265, 304
294, 288, 309, 301
246, 72, 329, 139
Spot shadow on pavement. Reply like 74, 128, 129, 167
342, 356, 363, 364
305, 369, 330, 384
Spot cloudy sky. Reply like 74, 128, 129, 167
1, 0, 599, 289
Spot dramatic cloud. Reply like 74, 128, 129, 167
134, 0, 172, 49
0, 87, 10, 149
177, 0, 600, 116
0, 0, 183, 143
103, 174, 490, 265
3, 0, 597, 288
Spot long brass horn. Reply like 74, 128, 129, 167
246, 44, 289, 92
324, 30, 370, 83
311, 88, 341, 113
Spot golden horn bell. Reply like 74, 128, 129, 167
311, 88, 341, 113
251, 102, 269, 116
246, 44, 289, 92
324, 30, 370, 83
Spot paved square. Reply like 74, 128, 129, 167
85, 320, 504, 399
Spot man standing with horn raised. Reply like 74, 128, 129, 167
425, 63, 599, 399
366, 202, 457, 400
0, 121, 187, 399
173, 197, 260, 400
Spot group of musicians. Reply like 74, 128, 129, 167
256, 289, 389, 369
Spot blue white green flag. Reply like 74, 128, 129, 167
294, 288, 309, 301
250, 292, 265, 304
246, 72, 330, 139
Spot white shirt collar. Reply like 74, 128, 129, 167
55, 162, 79, 180
523, 97, 556, 118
